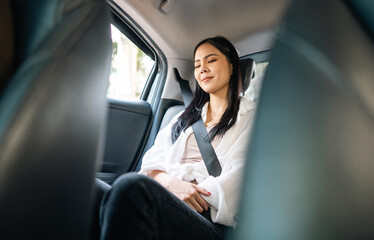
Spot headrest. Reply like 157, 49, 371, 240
240, 58, 256, 93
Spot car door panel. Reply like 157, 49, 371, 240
98, 99, 152, 184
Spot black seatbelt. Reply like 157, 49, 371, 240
174, 68, 222, 177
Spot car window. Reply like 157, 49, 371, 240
108, 24, 155, 100
245, 61, 268, 103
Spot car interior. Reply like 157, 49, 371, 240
1, 0, 374, 239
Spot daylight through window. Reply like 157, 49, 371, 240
108, 24, 155, 100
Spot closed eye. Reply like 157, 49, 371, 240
194, 65, 201, 69
208, 59, 217, 63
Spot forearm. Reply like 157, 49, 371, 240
148, 169, 211, 212
147, 170, 172, 188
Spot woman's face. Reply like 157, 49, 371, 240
194, 43, 233, 96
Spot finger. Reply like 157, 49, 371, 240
195, 194, 209, 211
194, 185, 211, 196
188, 198, 204, 213
185, 201, 198, 212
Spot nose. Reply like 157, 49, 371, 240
200, 62, 208, 74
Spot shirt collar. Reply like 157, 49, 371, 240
201, 97, 254, 120
201, 101, 209, 122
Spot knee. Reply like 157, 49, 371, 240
108, 173, 155, 201
95, 178, 111, 203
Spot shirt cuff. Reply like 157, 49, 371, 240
197, 176, 221, 209
138, 164, 167, 176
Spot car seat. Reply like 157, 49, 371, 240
235, 0, 374, 239
0, 0, 111, 239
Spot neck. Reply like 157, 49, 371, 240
209, 93, 228, 114
205, 91, 228, 127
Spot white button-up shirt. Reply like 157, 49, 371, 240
139, 97, 256, 227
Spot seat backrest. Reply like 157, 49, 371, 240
236, 0, 374, 239
159, 104, 185, 130
0, 0, 111, 239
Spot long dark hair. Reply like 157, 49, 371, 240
171, 36, 241, 143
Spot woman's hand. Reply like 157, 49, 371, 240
148, 170, 211, 213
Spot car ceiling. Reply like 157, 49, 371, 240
112, 0, 291, 59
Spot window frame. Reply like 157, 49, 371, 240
108, 8, 159, 101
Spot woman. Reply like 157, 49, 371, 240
99, 36, 255, 240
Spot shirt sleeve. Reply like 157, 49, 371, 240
138, 111, 182, 175
197, 109, 254, 227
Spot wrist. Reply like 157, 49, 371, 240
147, 169, 164, 178
148, 170, 172, 187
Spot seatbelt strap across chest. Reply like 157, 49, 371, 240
174, 68, 222, 177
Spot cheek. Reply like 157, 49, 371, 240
225, 63, 233, 77
194, 70, 199, 81
196, 79, 203, 88
219, 64, 231, 81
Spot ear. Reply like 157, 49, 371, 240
230, 63, 233, 75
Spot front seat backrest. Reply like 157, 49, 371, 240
0, 0, 111, 239
236, 0, 374, 239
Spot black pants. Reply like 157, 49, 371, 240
99, 173, 227, 240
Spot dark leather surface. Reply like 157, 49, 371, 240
236, 0, 374, 239
0, 0, 111, 239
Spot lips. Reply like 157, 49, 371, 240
201, 76, 213, 82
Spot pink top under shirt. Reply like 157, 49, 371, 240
180, 126, 222, 165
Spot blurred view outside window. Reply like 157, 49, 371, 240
108, 24, 155, 100
244, 62, 268, 103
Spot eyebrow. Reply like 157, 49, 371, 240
194, 53, 219, 63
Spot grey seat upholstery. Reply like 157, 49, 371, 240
236, 0, 374, 239
0, 0, 111, 239
159, 105, 185, 130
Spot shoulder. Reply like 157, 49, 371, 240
238, 96, 256, 116
231, 97, 256, 133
